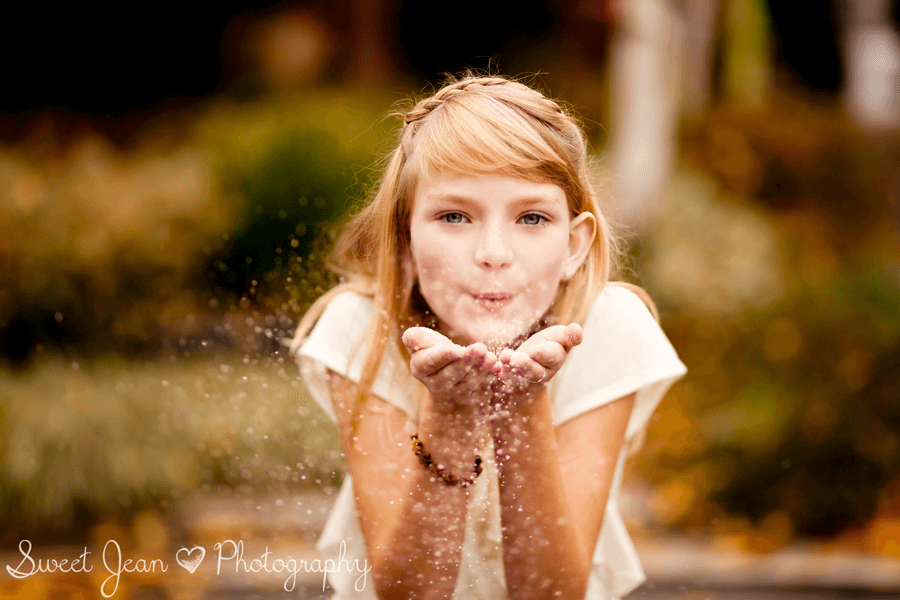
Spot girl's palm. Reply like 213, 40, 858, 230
402, 327, 498, 408
495, 324, 583, 395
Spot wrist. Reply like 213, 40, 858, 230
423, 387, 491, 422
418, 399, 485, 468
488, 387, 553, 442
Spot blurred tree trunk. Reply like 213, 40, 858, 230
608, 0, 685, 234
682, 0, 721, 117
609, 0, 777, 233
841, 0, 900, 133
841, 0, 900, 231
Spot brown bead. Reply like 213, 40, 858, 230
410, 433, 482, 488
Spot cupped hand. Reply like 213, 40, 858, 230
492, 323, 583, 396
402, 327, 498, 411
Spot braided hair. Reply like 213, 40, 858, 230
401, 77, 515, 127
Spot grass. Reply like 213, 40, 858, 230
0, 350, 343, 539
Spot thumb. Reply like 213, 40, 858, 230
402, 327, 451, 352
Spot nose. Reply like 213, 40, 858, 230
473, 223, 513, 269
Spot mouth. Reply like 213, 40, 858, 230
473, 293, 513, 312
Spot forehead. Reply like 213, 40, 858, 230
399, 96, 575, 201
413, 172, 567, 207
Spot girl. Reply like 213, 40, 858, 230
290, 74, 686, 600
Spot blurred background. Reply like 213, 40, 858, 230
1, 0, 899, 598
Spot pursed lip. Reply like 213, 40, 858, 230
472, 292, 513, 312
473, 292, 512, 301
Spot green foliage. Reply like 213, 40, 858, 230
637, 98, 900, 543
207, 125, 355, 294
0, 91, 392, 362
0, 140, 237, 360
710, 272, 900, 536
198, 93, 389, 299
0, 354, 343, 539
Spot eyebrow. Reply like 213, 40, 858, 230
424, 194, 564, 209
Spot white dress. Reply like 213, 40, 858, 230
295, 285, 687, 600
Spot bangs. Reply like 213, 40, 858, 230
400, 92, 573, 192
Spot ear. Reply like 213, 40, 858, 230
561, 212, 596, 281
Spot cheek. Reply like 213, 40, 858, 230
410, 243, 454, 307
525, 233, 568, 273
410, 227, 460, 280
530, 274, 563, 310
411, 245, 442, 283
523, 236, 568, 302
416, 263, 458, 307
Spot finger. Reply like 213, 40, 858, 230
402, 327, 451, 353
455, 349, 497, 392
434, 347, 481, 383
424, 348, 498, 403
530, 324, 581, 348
466, 345, 495, 369
522, 324, 583, 356
506, 350, 547, 382
418, 342, 494, 386
455, 342, 499, 378
410, 342, 465, 377
523, 341, 568, 372
497, 348, 516, 366
495, 349, 536, 380
560, 323, 583, 351
462, 343, 498, 386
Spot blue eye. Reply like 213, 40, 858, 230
440, 212, 468, 224
519, 213, 546, 226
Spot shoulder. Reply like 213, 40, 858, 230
574, 282, 681, 372
575, 284, 664, 356
552, 284, 687, 434
318, 290, 375, 324
306, 290, 375, 347
294, 289, 376, 379
292, 290, 376, 423
585, 284, 655, 325
296, 289, 418, 418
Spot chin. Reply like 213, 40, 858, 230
458, 317, 538, 351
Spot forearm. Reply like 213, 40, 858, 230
370, 402, 481, 600
490, 390, 591, 600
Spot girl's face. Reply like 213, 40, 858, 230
408, 173, 595, 348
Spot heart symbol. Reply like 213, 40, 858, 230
176, 546, 206, 573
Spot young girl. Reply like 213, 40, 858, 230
290, 75, 687, 600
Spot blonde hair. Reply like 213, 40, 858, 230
290, 73, 651, 402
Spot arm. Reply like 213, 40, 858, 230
556, 393, 635, 563
489, 326, 635, 599
327, 331, 495, 600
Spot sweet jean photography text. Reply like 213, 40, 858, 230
5, 538, 371, 596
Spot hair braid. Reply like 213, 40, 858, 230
402, 76, 543, 128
